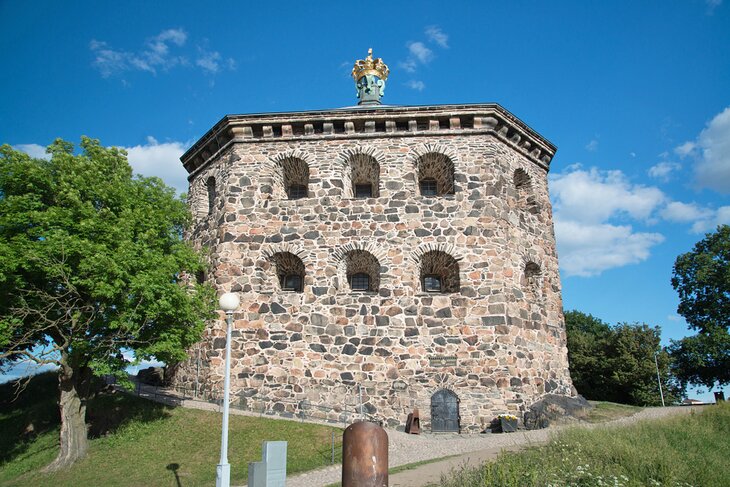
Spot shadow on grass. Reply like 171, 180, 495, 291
314, 436, 342, 467
166, 462, 182, 487
0, 371, 173, 467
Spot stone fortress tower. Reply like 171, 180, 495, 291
174, 49, 574, 432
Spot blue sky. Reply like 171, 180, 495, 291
2, 1, 729, 399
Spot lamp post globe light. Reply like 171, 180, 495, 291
216, 292, 240, 487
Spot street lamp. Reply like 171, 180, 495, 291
654, 351, 666, 407
216, 292, 240, 487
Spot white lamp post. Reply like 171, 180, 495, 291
216, 292, 240, 487
654, 351, 665, 407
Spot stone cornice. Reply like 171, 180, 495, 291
181, 103, 557, 178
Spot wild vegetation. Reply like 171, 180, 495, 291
439, 402, 729, 487
0, 373, 343, 486
564, 310, 683, 405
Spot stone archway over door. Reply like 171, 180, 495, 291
431, 389, 460, 432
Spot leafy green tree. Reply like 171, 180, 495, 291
669, 225, 730, 389
0, 139, 215, 470
564, 310, 612, 400
565, 310, 682, 405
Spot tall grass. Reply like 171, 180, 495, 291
440, 402, 730, 487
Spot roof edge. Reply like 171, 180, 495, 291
180, 103, 557, 175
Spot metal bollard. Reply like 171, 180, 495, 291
341, 421, 388, 487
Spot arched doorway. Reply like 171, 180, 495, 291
430, 389, 460, 432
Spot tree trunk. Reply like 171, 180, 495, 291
44, 359, 92, 472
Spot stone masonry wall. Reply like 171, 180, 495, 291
174, 107, 574, 433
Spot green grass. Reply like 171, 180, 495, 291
439, 403, 730, 487
584, 401, 643, 423
0, 373, 342, 486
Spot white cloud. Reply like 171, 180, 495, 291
695, 107, 730, 193
550, 167, 666, 224
123, 136, 189, 194
399, 59, 417, 73
716, 206, 730, 223
660, 201, 713, 223
91, 29, 188, 77
154, 28, 187, 46
425, 26, 449, 48
196, 49, 222, 74
555, 219, 664, 277
14, 138, 189, 194
398, 27, 448, 77
407, 42, 433, 64
585, 139, 599, 152
550, 166, 667, 276
90, 28, 233, 78
667, 314, 683, 322
648, 161, 681, 181
406, 80, 425, 91
0, 361, 59, 384
15, 143, 50, 160
89, 40, 129, 77
674, 141, 695, 157
677, 106, 730, 193
688, 205, 730, 233
653, 200, 730, 234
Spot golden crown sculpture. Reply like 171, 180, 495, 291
352, 48, 390, 81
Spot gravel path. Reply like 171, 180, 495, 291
287, 406, 699, 487
127, 384, 701, 487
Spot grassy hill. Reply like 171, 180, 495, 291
0, 373, 342, 486
440, 401, 730, 487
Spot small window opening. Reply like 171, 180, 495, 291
355, 184, 373, 198
281, 274, 303, 292
288, 184, 307, 200
423, 274, 442, 292
349, 273, 370, 291
206, 177, 216, 215
195, 271, 206, 285
514, 168, 531, 190
420, 178, 437, 196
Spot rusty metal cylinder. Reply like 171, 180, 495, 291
341, 421, 388, 487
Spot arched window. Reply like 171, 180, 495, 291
271, 252, 305, 293
279, 157, 309, 200
522, 261, 542, 297
417, 152, 455, 197
514, 168, 538, 212
419, 251, 460, 293
349, 154, 380, 199
206, 176, 216, 215
514, 168, 531, 191
344, 250, 380, 292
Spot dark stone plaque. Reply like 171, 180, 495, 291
429, 355, 457, 367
